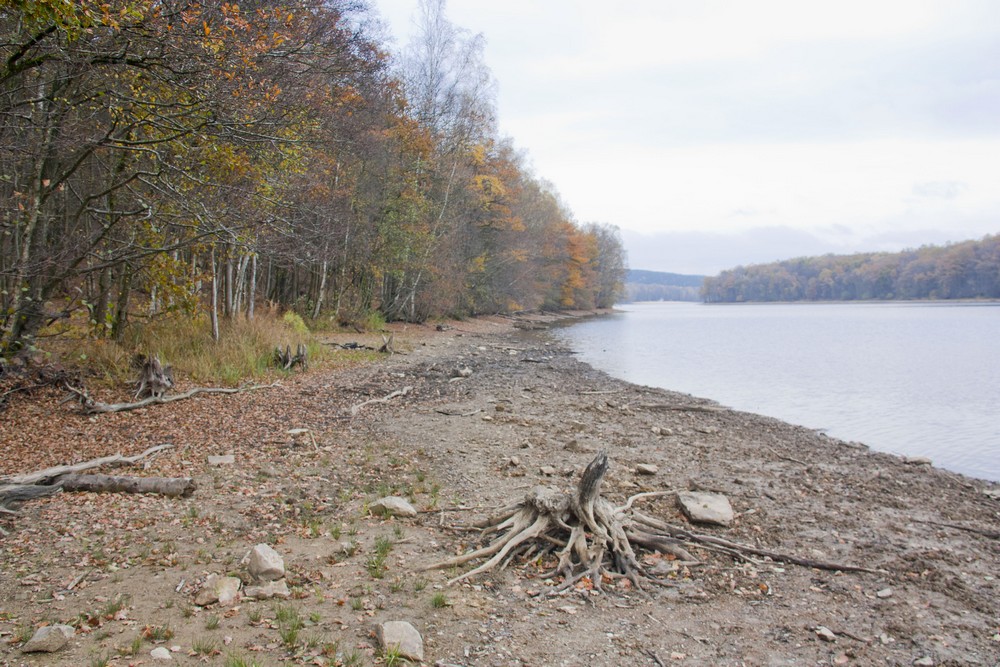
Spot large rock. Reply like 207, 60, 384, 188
194, 574, 242, 606
244, 579, 291, 600
676, 491, 734, 526
21, 625, 74, 653
247, 543, 285, 581
376, 621, 423, 662
370, 496, 417, 518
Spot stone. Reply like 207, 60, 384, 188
913, 657, 934, 667
452, 366, 473, 378
244, 579, 291, 600
370, 496, 418, 518
876, 587, 894, 599
207, 455, 235, 466
150, 646, 173, 661
676, 491, 734, 526
21, 625, 74, 653
331, 539, 356, 557
539, 466, 557, 476
508, 456, 521, 467
904, 456, 932, 466
635, 463, 659, 476
814, 626, 837, 642
247, 543, 285, 581
376, 621, 423, 662
194, 574, 242, 606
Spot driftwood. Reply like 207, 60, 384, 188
349, 385, 413, 416
64, 382, 276, 415
0, 444, 193, 534
378, 333, 395, 354
58, 474, 195, 497
424, 451, 879, 593
274, 344, 308, 371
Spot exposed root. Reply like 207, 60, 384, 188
424, 451, 881, 592
424, 451, 699, 593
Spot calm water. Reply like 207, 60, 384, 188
553, 301, 1000, 482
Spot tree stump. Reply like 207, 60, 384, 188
274, 344, 308, 371
424, 451, 697, 592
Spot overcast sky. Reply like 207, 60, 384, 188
372, 0, 1000, 274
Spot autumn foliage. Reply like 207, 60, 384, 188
0, 0, 625, 357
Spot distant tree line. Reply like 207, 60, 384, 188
620, 269, 703, 302
702, 234, 1000, 303
0, 0, 625, 356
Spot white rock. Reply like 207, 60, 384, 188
150, 646, 173, 661
376, 621, 424, 662
635, 463, 659, 476
244, 579, 291, 600
904, 456, 932, 466
876, 587, 894, 599
676, 491, 735, 526
207, 455, 235, 466
248, 543, 285, 581
370, 496, 417, 518
539, 466, 557, 476
194, 574, 242, 606
913, 657, 934, 666
21, 625, 74, 653
815, 626, 837, 642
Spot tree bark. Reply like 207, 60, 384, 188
58, 474, 195, 497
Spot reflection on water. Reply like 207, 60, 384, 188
554, 301, 1000, 482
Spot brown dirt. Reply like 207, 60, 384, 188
2, 313, 999, 667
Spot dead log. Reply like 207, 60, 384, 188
424, 451, 879, 593
58, 474, 195, 497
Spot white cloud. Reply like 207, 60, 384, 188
374, 0, 1000, 273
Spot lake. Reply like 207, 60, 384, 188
553, 301, 1000, 482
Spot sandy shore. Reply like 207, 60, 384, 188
1, 314, 998, 666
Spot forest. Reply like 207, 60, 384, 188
0, 0, 626, 357
701, 234, 1000, 303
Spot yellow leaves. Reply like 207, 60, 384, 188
203, 20, 210, 36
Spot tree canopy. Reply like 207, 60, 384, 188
701, 235, 1000, 303
0, 0, 626, 356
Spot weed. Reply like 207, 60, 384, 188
224, 652, 266, 667
389, 578, 405, 593
14, 624, 34, 644
330, 523, 343, 540
413, 578, 428, 592
383, 643, 404, 667
278, 623, 299, 649
374, 535, 394, 556
192, 636, 219, 656
143, 624, 174, 642
342, 648, 365, 666
350, 596, 363, 611
392, 524, 404, 539
366, 553, 387, 579
309, 611, 321, 624
118, 635, 143, 656
431, 592, 449, 608
88, 652, 111, 667
247, 608, 263, 624
205, 614, 220, 630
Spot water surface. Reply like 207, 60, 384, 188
554, 301, 1000, 481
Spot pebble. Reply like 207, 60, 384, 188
876, 587, 893, 599
814, 626, 837, 642
539, 466, 557, 476
376, 621, 424, 662
150, 646, 172, 660
207, 455, 235, 466
913, 657, 934, 666
636, 463, 659, 475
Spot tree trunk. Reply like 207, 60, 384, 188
247, 253, 257, 321
210, 247, 220, 341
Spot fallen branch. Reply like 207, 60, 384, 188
65, 383, 277, 415
350, 386, 413, 416
435, 408, 482, 417
630, 511, 882, 573
1, 444, 174, 486
911, 518, 1000, 540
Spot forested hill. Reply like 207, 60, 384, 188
701, 234, 1000, 303
0, 1, 626, 356
623, 270, 705, 302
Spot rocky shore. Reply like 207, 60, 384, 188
1, 314, 999, 666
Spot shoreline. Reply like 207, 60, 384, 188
1, 315, 998, 666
